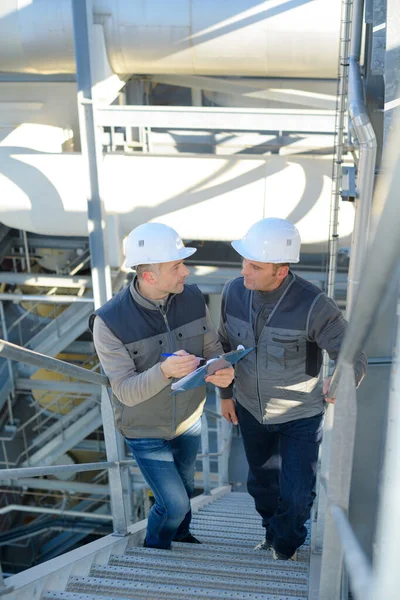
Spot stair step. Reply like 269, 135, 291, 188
89, 564, 308, 596
124, 545, 308, 572
191, 515, 264, 532
160, 538, 310, 560
190, 524, 310, 545
195, 509, 261, 519
45, 591, 303, 600
67, 575, 306, 599
108, 554, 309, 584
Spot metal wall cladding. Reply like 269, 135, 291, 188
0, 0, 340, 77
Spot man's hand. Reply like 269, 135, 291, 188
220, 398, 238, 425
323, 376, 336, 404
205, 366, 234, 388
160, 350, 200, 379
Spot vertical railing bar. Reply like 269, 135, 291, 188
201, 414, 211, 495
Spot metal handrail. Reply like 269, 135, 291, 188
320, 45, 400, 600
0, 459, 134, 480
0, 336, 226, 512
330, 504, 372, 599
0, 340, 108, 387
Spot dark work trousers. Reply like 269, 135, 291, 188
236, 402, 324, 558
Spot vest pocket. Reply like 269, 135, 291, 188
174, 319, 207, 356
267, 344, 285, 372
225, 322, 250, 348
126, 338, 164, 371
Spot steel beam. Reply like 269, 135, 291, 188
0, 294, 93, 304
28, 302, 94, 357
0, 504, 112, 521
96, 105, 336, 134
0, 340, 107, 386
22, 407, 103, 468
0, 273, 91, 288
0, 460, 134, 480
1, 477, 110, 496
152, 74, 336, 110
15, 378, 99, 394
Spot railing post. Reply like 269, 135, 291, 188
201, 414, 211, 495
215, 388, 232, 486
72, 0, 129, 536
0, 563, 12, 596
101, 387, 128, 535
319, 364, 358, 599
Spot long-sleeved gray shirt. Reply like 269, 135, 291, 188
218, 274, 367, 402
94, 284, 223, 408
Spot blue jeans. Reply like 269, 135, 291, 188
236, 402, 324, 558
125, 418, 201, 549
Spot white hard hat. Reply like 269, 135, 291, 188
231, 218, 301, 263
124, 223, 197, 268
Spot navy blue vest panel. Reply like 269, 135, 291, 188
224, 276, 320, 331
92, 283, 206, 345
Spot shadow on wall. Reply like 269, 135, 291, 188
0, 0, 321, 75
0, 147, 352, 257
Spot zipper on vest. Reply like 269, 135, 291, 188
159, 306, 177, 435
255, 345, 264, 421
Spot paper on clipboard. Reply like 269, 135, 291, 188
170, 345, 253, 393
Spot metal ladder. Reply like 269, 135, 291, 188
42, 492, 310, 600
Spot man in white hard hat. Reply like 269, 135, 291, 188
218, 218, 367, 560
91, 222, 234, 549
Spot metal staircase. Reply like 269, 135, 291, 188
21, 396, 102, 467
40, 492, 310, 600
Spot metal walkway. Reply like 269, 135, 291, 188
41, 492, 310, 600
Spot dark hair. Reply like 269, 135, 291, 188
135, 263, 160, 278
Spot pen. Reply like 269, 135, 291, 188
161, 353, 204, 360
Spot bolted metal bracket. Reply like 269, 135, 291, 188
341, 166, 357, 202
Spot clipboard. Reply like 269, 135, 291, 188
170, 346, 253, 393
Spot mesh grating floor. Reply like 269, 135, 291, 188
42, 492, 310, 600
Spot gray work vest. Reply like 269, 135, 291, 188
223, 274, 325, 424
91, 283, 209, 439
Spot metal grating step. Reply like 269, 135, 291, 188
108, 554, 309, 584
189, 525, 310, 547
165, 537, 310, 561
66, 575, 306, 599
89, 564, 308, 596
191, 516, 266, 530
194, 508, 261, 518
123, 545, 309, 572
43, 491, 311, 600
44, 591, 304, 600
125, 542, 308, 571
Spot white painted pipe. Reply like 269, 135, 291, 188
0, 0, 341, 78
0, 152, 356, 265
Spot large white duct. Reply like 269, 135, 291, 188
0, 0, 340, 78
0, 150, 354, 266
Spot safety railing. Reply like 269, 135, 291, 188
0, 338, 231, 589
318, 75, 400, 597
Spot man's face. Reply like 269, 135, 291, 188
154, 260, 190, 295
241, 259, 286, 292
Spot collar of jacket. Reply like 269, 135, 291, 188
129, 276, 174, 312
254, 270, 293, 305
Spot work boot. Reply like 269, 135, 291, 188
174, 533, 201, 544
272, 548, 297, 561
254, 537, 273, 551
